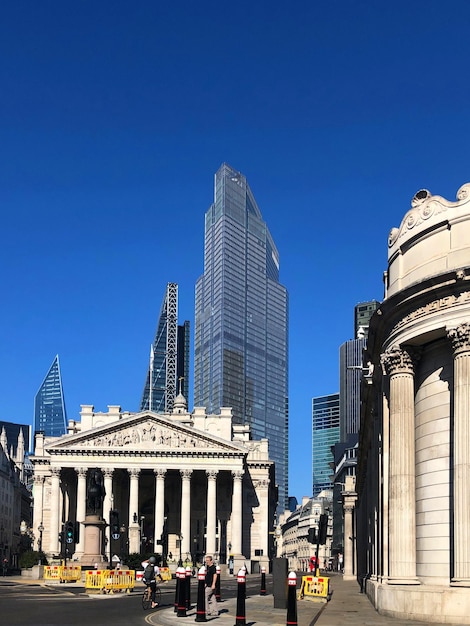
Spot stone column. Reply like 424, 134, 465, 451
128, 468, 140, 554
206, 470, 218, 556
153, 469, 166, 553
32, 474, 44, 539
231, 470, 244, 557
180, 469, 192, 557
343, 501, 357, 580
75, 467, 87, 555
381, 346, 420, 584
448, 323, 470, 584
102, 469, 114, 550
49, 467, 61, 554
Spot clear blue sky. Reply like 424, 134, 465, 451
2, 1, 470, 501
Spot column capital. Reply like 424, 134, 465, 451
51, 466, 61, 478
180, 469, 193, 479
33, 474, 44, 485
128, 468, 141, 478
381, 346, 421, 376
75, 467, 87, 477
103, 468, 114, 479
254, 478, 269, 489
448, 322, 470, 355
206, 469, 219, 481
231, 470, 244, 481
154, 468, 167, 479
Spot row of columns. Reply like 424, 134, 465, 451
33, 466, 244, 558
380, 322, 470, 585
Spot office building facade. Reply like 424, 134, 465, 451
140, 283, 190, 413
195, 163, 289, 511
34, 355, 67, 437
312, 393, 340, 496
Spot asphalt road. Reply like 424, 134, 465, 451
0, 575, 268, 626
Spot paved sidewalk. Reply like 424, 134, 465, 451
313, 575, 456, 626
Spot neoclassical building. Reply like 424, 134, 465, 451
357, 183, 470, 623
30, 393, 275, 572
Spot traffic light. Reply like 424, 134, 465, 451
74, 521, 80, 544
318, 513, 328, 545
65, 521, 75, 548
110, 510, 120, 540
307, 528, 317, 544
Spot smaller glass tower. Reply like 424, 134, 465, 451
34, 355, 67, 437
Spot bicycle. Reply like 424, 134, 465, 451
142, 582, 161, 610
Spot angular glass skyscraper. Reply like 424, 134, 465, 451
34, 355, 67, 437
195, 163, 289, 511
141, 283, 190, 413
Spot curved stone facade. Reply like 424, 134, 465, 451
357, 183, 470, 623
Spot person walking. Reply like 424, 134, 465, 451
204, 555, 218, 616
142, 555, 161, 609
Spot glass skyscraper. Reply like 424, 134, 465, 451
141, 283, 190, 413
195, 163, 289, 511
312, 393, 340, 496
34, 355, 67, 437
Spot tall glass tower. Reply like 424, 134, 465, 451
195, 163, 289, 511
312, 393, 340, 496
141, 283, 190, 413
34, 355, 67, 437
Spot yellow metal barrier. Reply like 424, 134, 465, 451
85, 569, 107, 592
60, 565, 82, 582
159, 567, 171, 582
102, 569, 135, 593
298, 575, 330, 602
44, 565, 62, 582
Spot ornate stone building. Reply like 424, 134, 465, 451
30, 393, 275, 572
357, 183, 470, 623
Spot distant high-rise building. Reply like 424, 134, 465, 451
312, 393, 340, 496
339, 337, 366, 440
195, 163, 289, 511
34, 355, 67, 437
354, 300, 379, 339
140, 283, 190, 413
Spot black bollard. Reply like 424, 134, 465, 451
260, 566, 266, 596
234, 568, 246, 626
215, 565, 221, 602
186, 566, 192, 610
195, 565, 207, 622
177, 566, 187, 617
286, 571, 297, 626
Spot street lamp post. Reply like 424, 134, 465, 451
140, 516, 145, 555
37, 523, 44, 564
178, 533, 183, 566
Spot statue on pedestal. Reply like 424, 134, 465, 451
87, 469, 105, 517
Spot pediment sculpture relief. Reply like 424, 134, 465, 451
77, 420, 215, 450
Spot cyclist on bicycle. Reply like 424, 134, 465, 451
142, 556, 161, 609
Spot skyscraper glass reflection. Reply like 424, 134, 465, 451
312, 393, 340, 496
195, 163, 289, 511
141, 283, 190, 413
34, 355, 67, 437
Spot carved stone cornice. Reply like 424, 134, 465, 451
388, 183, 470, 248
391, 291, 470, 336
448, 323, 470, 355
381, 346, 421, 377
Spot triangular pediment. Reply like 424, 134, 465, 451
46, 411, 247, 455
